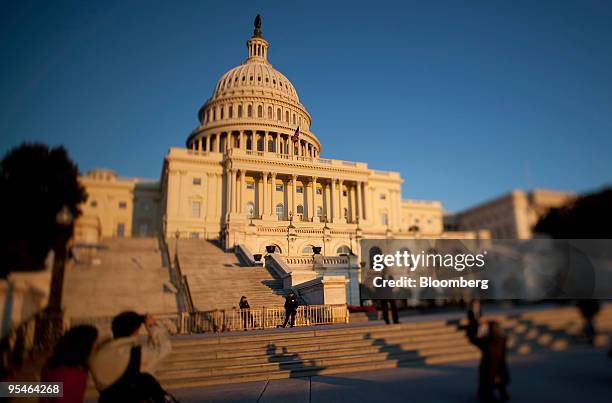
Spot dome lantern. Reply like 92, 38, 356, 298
246, 14, 269, 63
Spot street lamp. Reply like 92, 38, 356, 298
47, 205, 74, 341
286, 213, 297, 256
322, 218, 331, 256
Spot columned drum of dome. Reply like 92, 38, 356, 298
186, 15, 321, 160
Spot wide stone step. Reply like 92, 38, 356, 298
164, 336, 473, 369
159, 350, 482, 389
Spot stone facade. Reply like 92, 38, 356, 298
451, 189, 575, 239
77, 20, 482, 261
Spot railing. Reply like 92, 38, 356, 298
186, 304, 348, 332
160, 235, 195, 314
235, 244, 258, 266
70, 305, 348, 335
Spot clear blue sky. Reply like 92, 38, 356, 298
1, 0, 611, 211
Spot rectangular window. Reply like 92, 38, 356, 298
246, 182, 255, 190
296, 186, 303, 194
118, 201, 127, 209
276, 184, 283, 192
116, 223, 125, 237
191, 201, 201, 218
193, 177, 201, 185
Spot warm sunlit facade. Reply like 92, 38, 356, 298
78, 20, 481, 259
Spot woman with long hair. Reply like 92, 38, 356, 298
41, 325, 99, 403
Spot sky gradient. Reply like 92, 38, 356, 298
1, 0, 611, 211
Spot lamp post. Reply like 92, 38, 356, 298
286, 213, 297, 256
322, 218, 331, 256
47, 205, 73, 341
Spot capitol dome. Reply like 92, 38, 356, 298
187, 16, 320, 157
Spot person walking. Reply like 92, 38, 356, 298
281, 290, 299, 328
467, 299, 482, 341
90, 311, 175, 402
40, 325, 98, 403
239, 295, 252, 330
473, 321, 510, 403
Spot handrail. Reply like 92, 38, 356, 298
69, 304, 349, 334
235, 244, 257, 266
160, 235, 195, 314
265, 253, 292, 279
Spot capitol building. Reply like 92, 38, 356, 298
75, 17, 485, 308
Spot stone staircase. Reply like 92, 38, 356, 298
63, 237, 178, 319
156, 304, 612, 389
173, 239, 286, 310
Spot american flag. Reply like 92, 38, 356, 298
291, 126, 300, 142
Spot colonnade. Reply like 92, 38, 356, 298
225, 168, 368, 224
190, 130, 319, 158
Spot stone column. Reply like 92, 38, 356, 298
239, 170, 246, 214
291, 175, 297, 217
311, 176, 318, 221
227, 168, 234, 215
239, 131, 244, 149
338, 179, 345, 223
264, 132, 269, 153
270, 172, 277, 219
356, 181, 362, 221
262, 172, 268, 218
329, 179, 336, 222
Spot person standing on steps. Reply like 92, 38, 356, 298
239, 295, 253, 330
472, 321, 510, 403
281, 290, 299, 328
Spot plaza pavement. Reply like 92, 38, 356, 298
169, 347, 612, 403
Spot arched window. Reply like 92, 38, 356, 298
257, 105, 263, 118
267, 106, 273, 119
285, 111, 289, 122
268, 139, 275, 152
248, 105, 253, 117
336, 245, 351, 255
228, 105, 233, 118
277, 108, 281, 121
246, 136, 252, 150
380, 213, 388, 226
302, 245, 314, 255
246, 202, 255, 219
257, 137, 264, 151
276, 203, 284, 220
238, 105, 243, 118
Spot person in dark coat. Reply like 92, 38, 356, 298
467, 299, 482, 341
577, 299, 600, 345
239, 296, 252, 330
379, 299, 399, 325
472, 321, 509, 403
281, 290, 299, 328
